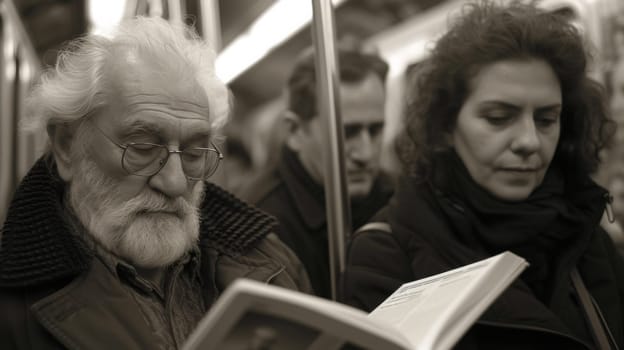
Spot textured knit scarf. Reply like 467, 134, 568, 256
433, 151, 607, 301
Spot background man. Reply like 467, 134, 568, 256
243, 49, 392, 299
0, 17, 310, 349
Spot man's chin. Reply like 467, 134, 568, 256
113, 215, 199, 268
347, 180, 374, 201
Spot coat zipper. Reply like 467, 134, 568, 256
264, 265, 286, 284
605, 192, 615, 224
167, 263, 185, 348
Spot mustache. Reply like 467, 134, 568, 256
69, 152, 203, 227
121, 190, 203, 224
132, 194, 194, 217
92, 190, 202, 240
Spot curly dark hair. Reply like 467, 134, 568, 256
398, 0, 614, 183
287, 49, 389, 121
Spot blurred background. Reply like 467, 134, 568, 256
1, 0, 623, 224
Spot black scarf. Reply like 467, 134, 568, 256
433, 151, 607, 301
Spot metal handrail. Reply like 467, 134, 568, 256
311, 0, 351, 301
0, 0, 40, 69
199, 0, 221, 51
0, 0, 42, 225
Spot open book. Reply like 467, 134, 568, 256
182, 251, 528, 350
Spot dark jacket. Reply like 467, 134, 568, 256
0, 157, 312, 350
344, 178, 624, 350
243, 147, 392, 298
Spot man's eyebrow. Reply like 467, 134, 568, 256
184, 131, 213, 145
121, 120, 213, 142
121, 120, 163, 136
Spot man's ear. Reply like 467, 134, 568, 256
283, 110, 305, 152
47, 123, 77, 182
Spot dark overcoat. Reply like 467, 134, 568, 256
344, 178, 624, 349
0, 158, 312, 350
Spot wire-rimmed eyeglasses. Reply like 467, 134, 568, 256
90, 121, 223, 180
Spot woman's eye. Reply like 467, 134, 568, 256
535, 116, 558, 128
535, 109, 560, 127
483, 114, 512, 125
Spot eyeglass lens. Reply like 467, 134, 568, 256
122, 144, 220, 179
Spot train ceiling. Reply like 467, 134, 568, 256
13, 0, 443, 114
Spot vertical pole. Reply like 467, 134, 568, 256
16, 46, 39, 181
199, 0, 222, 51
167, 0, 183, 25
122, 0, 139, 18
310, 0, 351, 301
1, 0, 41, 226
0, 16, 16, 226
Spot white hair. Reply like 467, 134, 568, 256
23, 16, 230, 137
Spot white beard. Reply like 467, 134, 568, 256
68, 156, 203, 268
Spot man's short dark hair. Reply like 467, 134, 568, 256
287, 49, 389, 122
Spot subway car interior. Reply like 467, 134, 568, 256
2, 0, 622, 223
1, 0, 624, 348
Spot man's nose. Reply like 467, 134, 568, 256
510, 116, 540, 156
149, 152, 188, 198
347, 129, 375, 163
612, 92, 624, 124
611, 86, 624, 111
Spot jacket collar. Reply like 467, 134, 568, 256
278, 146, 327, 231
0, 156, 276, 288
277, 146, 393, 232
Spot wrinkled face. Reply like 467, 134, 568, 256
292, 73, 385, 200
451, 59, 562, 201
69, 73, 213, 268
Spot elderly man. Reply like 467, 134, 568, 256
243, 49, 393, 299
0, 17, 310, 349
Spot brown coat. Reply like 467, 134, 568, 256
0, 157, 311, 350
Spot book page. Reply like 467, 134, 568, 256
368, 251, 527, 350
182, 279, 413, 350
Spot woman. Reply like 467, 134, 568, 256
343, 2, 623, 349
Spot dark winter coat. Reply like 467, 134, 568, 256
0, 157, 312, 350
344, 174, 624, 349
243, 146, 392, 299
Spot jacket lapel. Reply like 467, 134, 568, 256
31, 260, 161, 350
209, 246, 285, 292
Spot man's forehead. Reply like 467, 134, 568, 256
110, 113, 213, 142
102, 92, 214, 138
109, 54, 212, 115
123, 93, 211, 120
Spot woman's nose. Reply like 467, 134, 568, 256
510, 116, 540, 156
